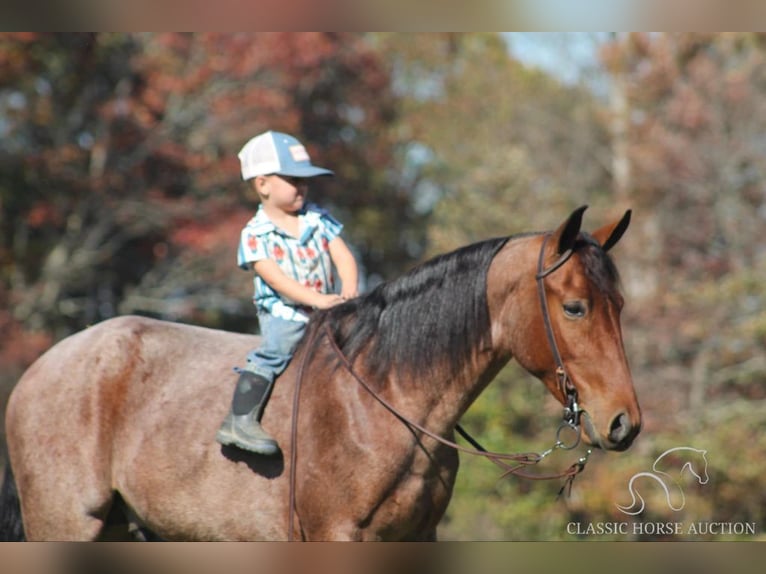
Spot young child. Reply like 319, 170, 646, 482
216, 130, 359, 455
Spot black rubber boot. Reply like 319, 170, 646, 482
216, 371, 279, 455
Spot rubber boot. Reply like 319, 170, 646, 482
216, 371, 279, 455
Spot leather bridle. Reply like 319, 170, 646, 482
535, 232, 583, 429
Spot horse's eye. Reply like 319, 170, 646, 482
563, 301, 587, 319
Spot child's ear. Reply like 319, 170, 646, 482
246, 177, 267, 200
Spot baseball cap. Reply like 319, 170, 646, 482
238, 131, 334, 180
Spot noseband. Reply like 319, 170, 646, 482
536, 233, 583, 432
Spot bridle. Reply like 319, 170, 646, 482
535, 232, 583, 430
286, 232, 591, 540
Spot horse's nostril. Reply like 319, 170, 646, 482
609, 412, 630, 444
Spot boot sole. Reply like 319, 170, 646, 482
216, 428, 280, 456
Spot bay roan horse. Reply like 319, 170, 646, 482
2, 206, 641, 541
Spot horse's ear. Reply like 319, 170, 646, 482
591, 209, 632, 252
552, 205, 588, 255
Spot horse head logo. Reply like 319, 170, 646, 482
617, 447, 709, 516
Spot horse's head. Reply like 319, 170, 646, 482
490, 206, 642, 452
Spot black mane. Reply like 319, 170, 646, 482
305, 236, 510, 382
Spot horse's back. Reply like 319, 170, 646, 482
7, 315, 258, 437
5, 315, 271, 540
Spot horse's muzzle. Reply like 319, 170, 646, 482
581, 411, 640, 451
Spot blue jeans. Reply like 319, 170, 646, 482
243, 313, 307, 383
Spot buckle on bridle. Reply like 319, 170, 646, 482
557, 369, 582, 451
563, 388, 581, 426
555, 366, 581, 429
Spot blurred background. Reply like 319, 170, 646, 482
0, 32, 764, 540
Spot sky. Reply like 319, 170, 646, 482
503, 33, 607, 84
503, 32, 614, 99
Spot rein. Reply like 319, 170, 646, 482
323, 324, 590, 479
286, 232, 591, 541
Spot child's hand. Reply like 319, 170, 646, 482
313, 293, 345, 309
340, 286, 358, 300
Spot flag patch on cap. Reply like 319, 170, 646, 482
289, 145, 310, 162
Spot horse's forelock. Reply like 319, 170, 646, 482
576, 235, 622, 304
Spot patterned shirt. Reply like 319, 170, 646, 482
237, 203, 343, 323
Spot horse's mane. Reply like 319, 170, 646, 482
304, 236, 510, 382
301, 231, 622, 384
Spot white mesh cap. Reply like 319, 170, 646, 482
238, 131, 333, 180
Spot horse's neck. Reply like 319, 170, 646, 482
407, 350, 510, 437
414, 248, 529, 432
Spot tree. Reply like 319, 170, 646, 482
377, 33, 611, 257
600, 33, 766, 400
0, 33, 408, 386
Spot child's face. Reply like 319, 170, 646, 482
258, 175, 309, 213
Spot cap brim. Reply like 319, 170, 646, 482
275, 165, 334, 178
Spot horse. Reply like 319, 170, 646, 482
617, 447, 709, 516
2, 205, 641, 541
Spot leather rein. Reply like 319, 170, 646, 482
287, 232, 591, 540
